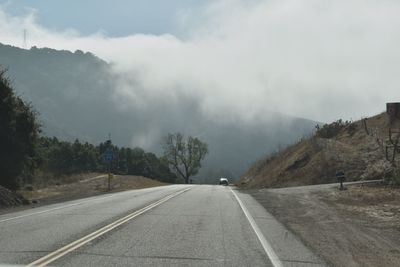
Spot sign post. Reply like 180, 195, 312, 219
336, 171, 346, 190
104, 146, 114, 191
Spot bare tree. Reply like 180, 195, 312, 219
162, 133, 208, 184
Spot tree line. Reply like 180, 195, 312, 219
36, 137, 178, 183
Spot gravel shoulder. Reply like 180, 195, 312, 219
245, 183, 400, 267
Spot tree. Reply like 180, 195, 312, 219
162, 133, 208, 184
0, 69, 39, 190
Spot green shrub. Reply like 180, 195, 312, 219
315, 119, 353, 138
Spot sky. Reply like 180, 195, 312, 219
0, 0, 209, 36
0, 0, 399, 123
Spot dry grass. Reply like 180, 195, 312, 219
18, 173, 167, 204
29, 171, 105, 189
239, 112, 393, 189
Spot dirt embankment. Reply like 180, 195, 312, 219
239, 113, 392, 189
248, 183, 400, 267
0, 186, 27, 208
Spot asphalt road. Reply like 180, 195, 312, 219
0, 185, 326, 266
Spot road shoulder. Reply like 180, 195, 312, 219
245, 184, 400, 267
233, 187, 326, 266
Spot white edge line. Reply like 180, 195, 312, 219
231, 188, 284, 267
27, 187, 191, 267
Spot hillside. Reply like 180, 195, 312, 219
239, 112, 393, 188
0, 43, 316, 183
0, 43, 120, 142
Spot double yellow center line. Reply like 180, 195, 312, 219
27, 187, 191, 267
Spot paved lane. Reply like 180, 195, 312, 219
56, 185, 272, 266
0, 185, 189, 265
0, 185, 326, 266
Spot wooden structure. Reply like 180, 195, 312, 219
386, 103, 400, 164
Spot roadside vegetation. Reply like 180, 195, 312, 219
0, 69, 39, 191
315, 119, 357, 138
162, 133, 208, 184
35, 137, 178, 185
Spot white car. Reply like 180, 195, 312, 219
219, 178, 229, 186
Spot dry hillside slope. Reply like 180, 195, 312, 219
239, 113, 393, 189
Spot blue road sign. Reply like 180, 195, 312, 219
104, 148, 114, 162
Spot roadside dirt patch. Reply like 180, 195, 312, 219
247, 184, 400, 267
324, 185, 400, 228
17, 174, 167, 206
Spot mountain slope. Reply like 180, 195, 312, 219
0, 43, 317, 183
239, 113, 393, 188
0, 44, 126, 142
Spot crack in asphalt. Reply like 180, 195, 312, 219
281, 258, 323, 264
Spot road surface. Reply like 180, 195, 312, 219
0, 185, 325, 266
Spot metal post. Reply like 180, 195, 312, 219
336, 171, 346, 191
339, 179, 344, 190
108, 163, 111, 191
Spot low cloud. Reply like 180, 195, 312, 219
1, 0, 400, 123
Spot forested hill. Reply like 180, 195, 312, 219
0, 43, 317, 183
0, 43, 123, 142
